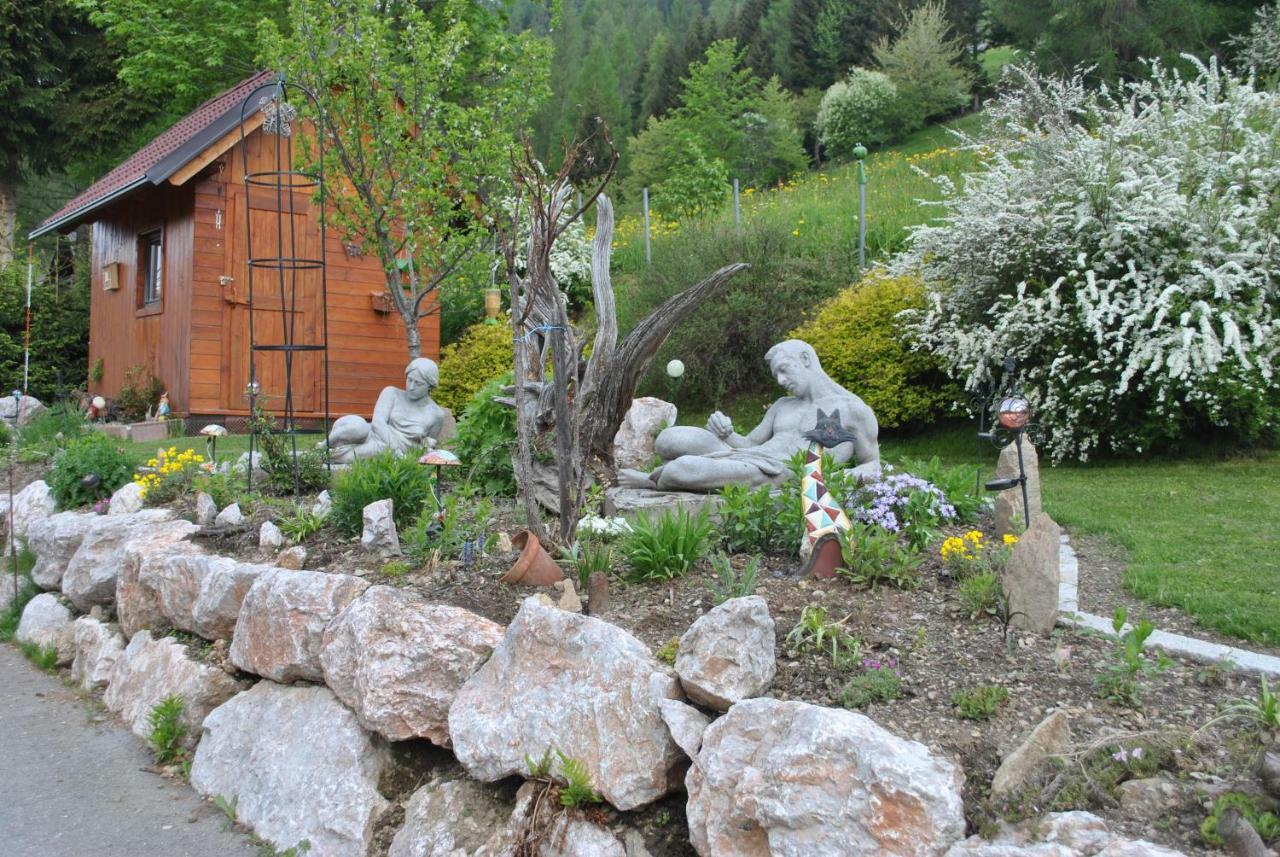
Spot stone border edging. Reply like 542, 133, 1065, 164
1056, 534, 1280, 678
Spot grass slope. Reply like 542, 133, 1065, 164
883, 426, 1280, 646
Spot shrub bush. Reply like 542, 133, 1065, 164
899, 60, 1280, 460
115, 365, 165, 422
791, 270, 958, 429
616, 218, 852, 405
816, 69, 900, 155
621, 506, 714, 582
451, 374, 517, 496
435, 320, 513, 415
48, 433, 132, 509
18, 401, 87, 453
330, 452, 436, 536
872, 1, 973, 134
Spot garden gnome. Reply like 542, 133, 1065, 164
156, 391, 171, 420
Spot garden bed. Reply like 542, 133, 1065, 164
191, 492, 1274, 857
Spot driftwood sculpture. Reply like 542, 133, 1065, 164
495, 136, 747, 544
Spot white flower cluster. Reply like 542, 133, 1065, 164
897, 59, 1280, 460
501, 197, 592, 293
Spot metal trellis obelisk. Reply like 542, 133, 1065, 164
238, 76, 331, 495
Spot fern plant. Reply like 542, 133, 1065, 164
147, 695, 187, 764
556, 750, 602, 808
621, 506, 714, 582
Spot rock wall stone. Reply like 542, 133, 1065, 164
388, 777, 511, 857
116, 521, 206, 638
142, 554, 268, 641
320, 586, 503, 744
103, 630, 242, 746
15, 592, 76, 664
62, 510, 183, 612
26, 511, 95, 590
71, 616, 126, 690
8, 480, 56, 550
230, 568, 370, 683
448, 597, 684, 811
191, 683, 390, 857
687, 698, 966, 856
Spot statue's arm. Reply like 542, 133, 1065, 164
369, 387, 398, 430
732, 403, 777, 448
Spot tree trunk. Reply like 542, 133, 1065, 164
404, 318, 421, 359
0, 174, 16, 268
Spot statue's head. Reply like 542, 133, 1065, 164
405, 358, 439, 401
765, 340, 825, 399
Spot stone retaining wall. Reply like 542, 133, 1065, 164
8, 478, 1187, 857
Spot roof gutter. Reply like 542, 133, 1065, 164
27, 176, 151, 240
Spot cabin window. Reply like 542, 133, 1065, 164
139, 230, 163, 306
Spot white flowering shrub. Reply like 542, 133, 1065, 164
499, 196, 592, 300
816, 68, 900, 154
898, 59, 1280, 460
1232, 0, 1280, 82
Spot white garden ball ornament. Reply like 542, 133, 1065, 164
666, 359, 685, 379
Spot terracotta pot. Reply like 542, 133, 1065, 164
798, 533, 844, 580
502, 530, 564, 586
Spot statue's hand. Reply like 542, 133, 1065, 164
706, 411, 733, 440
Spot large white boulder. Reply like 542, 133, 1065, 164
115, 519, 205, 637
320, 586, 503, 744
62, 510, 184, 612
107, 481, 146, 515
70, 616, 126, 690
448, 597, 684, 811
230, 568, 370, 683
191, 683, 390, 857
675, 595, 776, 711
687, 698, 967, 856
25, 511, 96, 590
15, 592, 76, 665
142, 554, 268, 641
103, 630, 242, 747
7, 480, 56, 549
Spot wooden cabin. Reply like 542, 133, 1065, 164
31, 71, 438, 426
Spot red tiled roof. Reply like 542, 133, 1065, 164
32, 70, 276, 238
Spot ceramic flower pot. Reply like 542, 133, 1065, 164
502, 529, 564, 586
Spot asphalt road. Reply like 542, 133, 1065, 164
0, 644, 258, 857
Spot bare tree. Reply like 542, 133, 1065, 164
495, 130, 747, 545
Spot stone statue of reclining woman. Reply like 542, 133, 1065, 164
327, 357, 446, 464
618, 339, 881, 492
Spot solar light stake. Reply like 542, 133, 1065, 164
853, 143, 868, 270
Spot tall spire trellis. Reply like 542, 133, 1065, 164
238, 76, 331, 494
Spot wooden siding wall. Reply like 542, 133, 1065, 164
187, 128, 440, 419
87, 185, 194, 408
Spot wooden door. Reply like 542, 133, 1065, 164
221, 186, 322, 414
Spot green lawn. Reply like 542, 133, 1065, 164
883, 425, 1280, 647
116, 433, 252, 468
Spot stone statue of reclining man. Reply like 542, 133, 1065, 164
618, 339, 881, 492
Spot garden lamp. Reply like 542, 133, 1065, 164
419, 448, 461, 516
666, 359, 685, 403
853, 143, 869, 270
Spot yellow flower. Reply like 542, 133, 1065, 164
791, 229, 800, 236
1003, 534, 1019, 547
